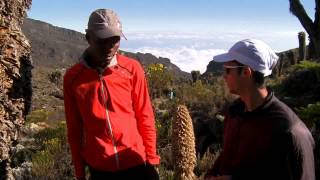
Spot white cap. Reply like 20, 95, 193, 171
213, 39, 278, 76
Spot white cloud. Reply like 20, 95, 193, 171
125, 46, 225, 73
125, 31, 248, 41
121, 30, 305, 73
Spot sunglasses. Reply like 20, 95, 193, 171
223, 65, 246, 74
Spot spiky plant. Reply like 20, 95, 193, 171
172, 105, 197, 180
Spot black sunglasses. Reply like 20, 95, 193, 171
223, 65, 246, 74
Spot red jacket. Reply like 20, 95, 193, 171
63, 54, 160, 178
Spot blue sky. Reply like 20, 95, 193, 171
27, 0, 314, 73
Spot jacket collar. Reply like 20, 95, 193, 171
79, 49, 118, 71
229, 87, 274, 117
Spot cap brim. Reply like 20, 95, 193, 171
86, 29, 128, 40
92, 29, 120, 39
212, 53, 235, 63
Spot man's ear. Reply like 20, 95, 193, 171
85, 33, 91, 44
242, 67, 253, 78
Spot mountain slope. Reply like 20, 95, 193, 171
22, 18, 189, 78
22, 18, 86, 68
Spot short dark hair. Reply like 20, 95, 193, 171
233, 60, 265, 87
251, 71, 265, 88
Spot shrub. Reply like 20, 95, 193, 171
298, 102, 320, 129
33, 122, 66, 146
274, 61, 320, 107
26, 109, 48, 124
48, 69, 63, 86
31, 122, 73, 179
31, 138, 60, 178
292, 60, 320, 75
146, 63, 173, 98
195, 150, 220, 178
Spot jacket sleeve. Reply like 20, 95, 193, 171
132, 62, 160, 165
288, 121, 315, 180
63, 73, 85, 178
206, 114, 233, 176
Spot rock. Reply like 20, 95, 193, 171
12, 161, 32, 180
0, 0, 32, 178
25, 122, 49, 134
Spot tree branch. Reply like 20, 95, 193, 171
315, 0, 320, 30
289, 0, 315, 36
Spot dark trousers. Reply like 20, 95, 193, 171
89, 164, 159, 180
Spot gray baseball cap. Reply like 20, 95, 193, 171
87, 9, 127, 40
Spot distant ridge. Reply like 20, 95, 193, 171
22, 18, 190, 78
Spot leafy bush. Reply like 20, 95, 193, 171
292, 60, 320, 75
31, 122, 73, 180
274, 61, 320, 107
155, 100, 178, 147
48, 69, 63, 86
195, 150, 220, 178
146, 63, 173, 98
33, 122, 66, 146
298, 102, 320, 129
152, 76, 229, 179
26, 109, 48, 124
32, 138, 61, 178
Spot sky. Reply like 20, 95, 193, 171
27, 0, 314, 73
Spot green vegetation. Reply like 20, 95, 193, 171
298, 102, 320, 129
21, 61, 320, 179
26, 109, 48, 124
272, 60, 320, 130
48, 69, 63, 86
292, 60, 320, 77
273, 60, 320, 108
195, 150, 220, 178
24, 109, 73, 180
147, 63, 173, 98
32, 138, 62, 178
31, 121, 73, 180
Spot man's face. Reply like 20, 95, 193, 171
87, 34, 120, 68
223, 61, 246, 95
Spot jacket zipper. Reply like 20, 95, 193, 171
99, 74, 120, 169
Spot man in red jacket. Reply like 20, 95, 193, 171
63, 9, 160, 180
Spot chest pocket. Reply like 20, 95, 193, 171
110, 65, 132, 88
105, 65, 134, 103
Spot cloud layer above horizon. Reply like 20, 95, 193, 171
121, 31, 301, 73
